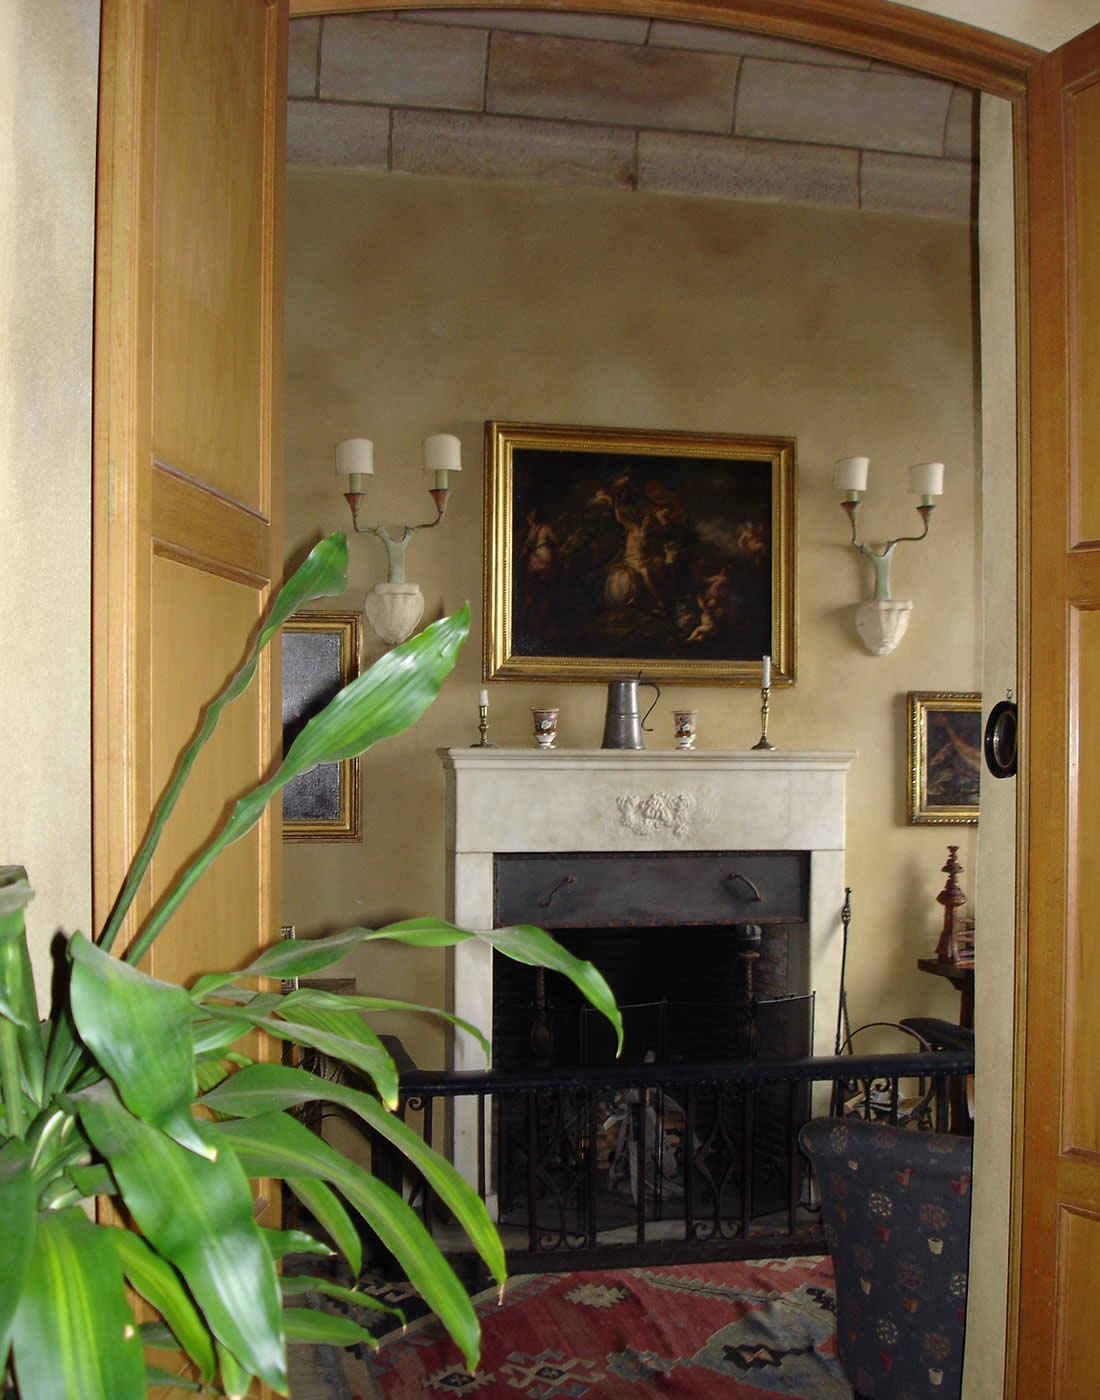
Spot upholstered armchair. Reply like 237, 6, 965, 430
798, 1117, 973, 1400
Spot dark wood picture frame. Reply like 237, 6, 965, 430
281, 612, 361, 841
907, 690, 981, 825
483, 421, 797, 684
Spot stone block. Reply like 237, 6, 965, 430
320, 14, 487, 112
287, 100, 390, 170
735, 58, 954, 156
488, 32, 739, 133
399, 10, 650, 44
288, 18, 320, 99
649, 21, 870, 68
393, 109, 636, 188
639, 130, 859, 206
944, 86, 978, 161
861, 152, 975, 219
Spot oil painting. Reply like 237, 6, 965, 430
907, 691, 981, 824
484, 422, 797, 684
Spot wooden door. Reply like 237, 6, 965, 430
1016, 19, 1100, 1399
93, 0, 285, 990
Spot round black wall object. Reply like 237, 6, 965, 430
984, 699, 1017, 779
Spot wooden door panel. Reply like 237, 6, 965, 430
1068, 601, 1100, 1154
1074, 80, 1100, 534
1054, 1207, 1100, 1391
1020, 18, 1100, 1399
152, 0, 272, 506
148, 557, 266, 987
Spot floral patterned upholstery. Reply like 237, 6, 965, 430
798, 1117, 972, 1399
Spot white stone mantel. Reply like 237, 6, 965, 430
441, 748, 856, 857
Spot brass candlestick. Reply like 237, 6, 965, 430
752, 686, 776, 751
471, 703, 496, 748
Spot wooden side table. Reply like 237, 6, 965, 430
916, 959, 974, 1133
916, 958, 974, 1029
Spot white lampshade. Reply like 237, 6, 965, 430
908, 461, 945, 496
335, 438, 374, 476
833, 456, 870, 492
422, 434, 462, 474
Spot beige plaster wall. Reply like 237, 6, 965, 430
283, 168, 982, 1073
899, 0, 1096, 51
0, 0, 99, 995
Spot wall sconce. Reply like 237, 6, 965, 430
336, 433, 461, 645
833, 455, 945, 656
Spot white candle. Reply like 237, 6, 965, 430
479, 688, 489, 707
422, 434, 462, 484
761, 655, 771, 689
907, 460, 945, 496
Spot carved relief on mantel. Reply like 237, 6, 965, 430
616, 791, 716, 839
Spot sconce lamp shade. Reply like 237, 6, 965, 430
907, 461, 945, 496
335, 438, 374, 476
422, 433, 462, 474
833, 456, 870, 492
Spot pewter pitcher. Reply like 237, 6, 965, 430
601, 676, 660, 750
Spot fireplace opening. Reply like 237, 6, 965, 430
492, 923, 808, 1070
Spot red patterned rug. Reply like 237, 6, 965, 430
288, 1255, 845, 1398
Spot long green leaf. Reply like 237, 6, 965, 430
190, 976, 490, 1055
283, 1178, 362, 1278
262, 1228, 334, 1263
125, 603, 470, 967
215, 1339, 253, 1398
0, 1141, 35, 1372
103, 533, 351, 956
0, 867, 43, 1127
10, 1207, 145, 1400
371, 918, 624, 1054
194, 926, 397, 989
201, 1063, 505, 1285
76, 1089, 287, 1394
105, 1227, 217, 1383
214, 1111, 481, 1371
199, 1004, 399, 1108
279, 1274, 400, 1320
281, 1307, 382, 1349
68, 933, 209, 1158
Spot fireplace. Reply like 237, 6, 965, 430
440, 747, 855, 1192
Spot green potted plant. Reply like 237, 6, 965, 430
0, 532, 620, 1398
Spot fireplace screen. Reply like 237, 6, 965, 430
492, 977, 815, 1241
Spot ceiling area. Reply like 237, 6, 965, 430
288, 10, 978, 220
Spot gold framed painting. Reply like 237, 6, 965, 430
281, 612, 361, 841
907, 691, 981, 825
483, 421, 797, 684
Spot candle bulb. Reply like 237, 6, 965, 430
423, 433, 462, 491
479, 688, 489, 707
335, 438, 374, 496
761, 655, 771, 690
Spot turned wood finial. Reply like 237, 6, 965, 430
935, 844, 968, 963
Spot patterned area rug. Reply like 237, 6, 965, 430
287, 1255, 846, 1398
